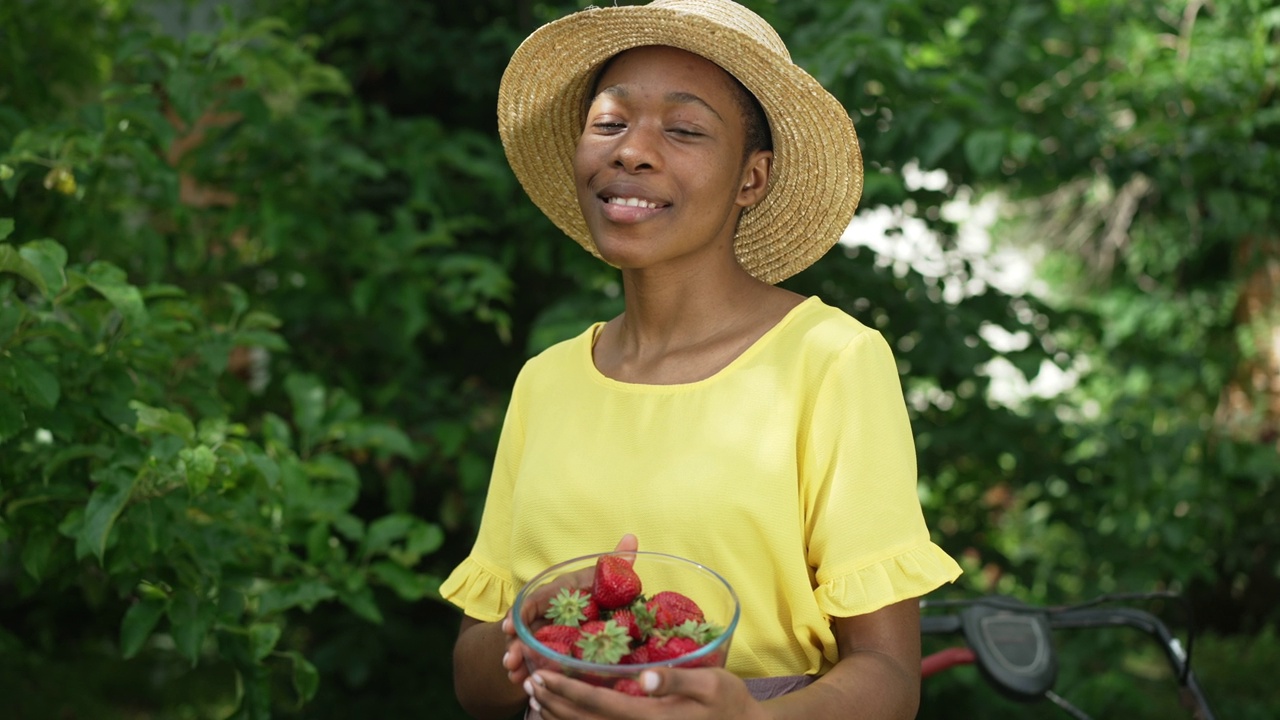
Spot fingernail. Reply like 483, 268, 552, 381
641, 670, 659, 692
502, 650, 511, 666
523, 678, 534, 697
529, 696, 542, 713
531, 672, 545, 687
502, 617, 512, 632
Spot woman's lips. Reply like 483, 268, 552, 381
599, 195, 669, 223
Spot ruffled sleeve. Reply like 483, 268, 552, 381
815, 541, 962, 618
439, 366, 528, 622
440, 555, 517, 623
800, 328, 962, 618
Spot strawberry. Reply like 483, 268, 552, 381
613, 678, 648, 696
609, 608, 643, 640
619, 644, 651, 665
644, 634, 704, 663
592, 555, 643, 609
541, 639, 574, 657
545, 587, 600, 627
645, 591, 704, 629
534, 624, 582, 647
573, 620, 632, 664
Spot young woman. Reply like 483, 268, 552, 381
443, 2, 963, 718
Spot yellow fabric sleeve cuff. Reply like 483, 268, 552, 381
439, 556, 516, 623
815, 541, 963, 619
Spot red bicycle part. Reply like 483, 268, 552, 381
921, 646, 976, 679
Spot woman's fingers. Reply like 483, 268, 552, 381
638, 667, 716, 703
612, 533, 639, 556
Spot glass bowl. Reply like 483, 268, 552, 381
512, 551, 740, 692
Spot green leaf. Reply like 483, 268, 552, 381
338, 582, 383, 624
964, 129, 1005, 176
169, 588, 217, 663
361, 513, 417, 558
345, 422, 415, 458
20, 529, 56, 581
120, 598, 166, 659
239, 310, 282, 331
81, 261, 148, 326
11, 353, 60, 408
130, 400, 196, 441
41, 445, 112, 484
369, 561, 435, 601
0, 388, 24, 441
0, 244, 48, 296
179, 445, 217, 495
917, 119, 963, 168
79, 467, 137, 562
0, 302, 23, 346
297, 454, 360, 516
287, 651, 320, 703
256, 578, 337, 615
284, 373, 325, 450
403, 522, 445, 559
0, 218, 12, 240
245, 446, 280, 489
247, 622, 282, 661
18, 239, 67, 296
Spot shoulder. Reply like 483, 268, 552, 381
782, 297, 886, 359
511, 321, 601, 391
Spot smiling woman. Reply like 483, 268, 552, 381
573, 46, 771, 282
443, 2, 962, 720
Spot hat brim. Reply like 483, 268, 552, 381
498, 4, 863, 284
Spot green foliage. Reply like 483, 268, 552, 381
0, 229, 441, 714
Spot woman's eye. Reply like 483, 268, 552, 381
669, 127, 703, 137
593, 121, 625, 131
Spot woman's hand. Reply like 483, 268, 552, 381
502, 534, 642, 692
524, 666, 769, 720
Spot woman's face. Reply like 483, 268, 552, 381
574, 46, 771, 279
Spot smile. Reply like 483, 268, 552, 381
604, 196, 664, 209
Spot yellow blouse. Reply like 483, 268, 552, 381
440, 296, 961, 677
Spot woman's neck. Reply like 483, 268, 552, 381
592, 263, 804, 384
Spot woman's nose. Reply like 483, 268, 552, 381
612, 126, 658, 172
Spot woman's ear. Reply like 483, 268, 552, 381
736, 149, 773, 208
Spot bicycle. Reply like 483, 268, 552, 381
919, 592, 1216, 719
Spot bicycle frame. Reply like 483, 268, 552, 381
919, 595, 1216, 720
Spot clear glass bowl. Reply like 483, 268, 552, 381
512, 551, 741, 690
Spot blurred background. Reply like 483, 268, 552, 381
0, 0, 1276, 717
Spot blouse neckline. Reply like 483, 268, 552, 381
583, 296, 821, 391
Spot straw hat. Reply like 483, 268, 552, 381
498, 0, 863, 285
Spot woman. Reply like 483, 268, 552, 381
443, 2, 963, 718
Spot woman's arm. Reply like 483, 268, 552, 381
454, 614, 529, 720
525, 597, 921, 720
762, 597, 921, 720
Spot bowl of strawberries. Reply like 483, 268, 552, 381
512, 551, 740, 696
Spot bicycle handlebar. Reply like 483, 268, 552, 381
919, 596, 1216, 720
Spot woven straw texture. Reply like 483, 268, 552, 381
498, 0, 863, 285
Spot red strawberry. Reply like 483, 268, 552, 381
545, 587, 600, 627
619, 644, 651, 665
573, 620, 632, 664
535, 624, 582, 647
593, 555, 642, 609
609, 609, 643, 640
645, 591, 704, 629
541, 639, 574, 657
613, 678, 648, 696
644, 635, 704, 663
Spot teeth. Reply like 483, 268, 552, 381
607, 197, 659, 209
